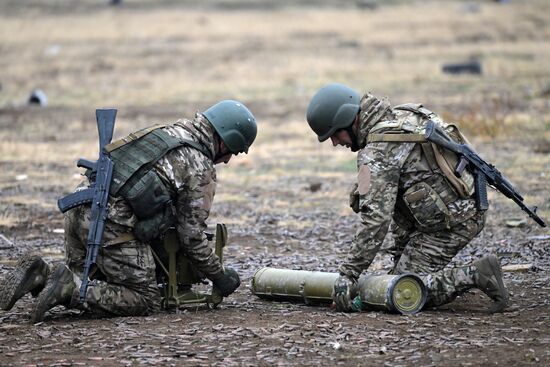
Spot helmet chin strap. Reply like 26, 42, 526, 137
213, 134, 225, 161
346, 117, 360, 152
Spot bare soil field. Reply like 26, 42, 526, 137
0, 0, 549, 365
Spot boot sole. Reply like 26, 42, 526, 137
31, 265, 67, 323
486, 255, 509, 313
0, 254, 48, 311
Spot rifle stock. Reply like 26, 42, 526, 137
96, 109, 116, 148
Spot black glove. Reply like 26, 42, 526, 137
349, 183, 360, 213
332, 275, 358, 312
210, 267, 241, 297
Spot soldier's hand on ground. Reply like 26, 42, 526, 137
332, 275, 357, 312
211, 267, 241, 297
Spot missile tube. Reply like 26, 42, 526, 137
251, 267, 427, 314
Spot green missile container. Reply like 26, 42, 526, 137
354, 274, 426, 314
251, 267, 427, 314
251, 267, 339, 305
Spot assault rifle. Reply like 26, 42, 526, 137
57, 109, 117, 301
425, 120, 546, 227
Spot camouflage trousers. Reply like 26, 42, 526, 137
389, 210, 486, 307
64, 205, 160, 316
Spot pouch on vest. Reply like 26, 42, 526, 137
123, 170, 175, 242
124, 170, 171, 219
402, 182, 450, 231
134, 205, 175, 243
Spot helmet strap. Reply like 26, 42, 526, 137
213, 133, 223, 159
346, 115, 360, 152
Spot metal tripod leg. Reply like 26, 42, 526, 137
156, 223, 227, 309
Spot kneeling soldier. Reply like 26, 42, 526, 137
0, 100, 257, 322
306, 84, 511, 313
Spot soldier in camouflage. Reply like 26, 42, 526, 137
306, 83, 509, 313
0, 100, 257, 322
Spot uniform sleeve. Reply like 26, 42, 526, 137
174, 165, 222, 277
338, 142, 414, 280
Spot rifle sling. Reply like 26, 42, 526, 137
368, 133, 440, 171
421, 142, 441, 175
367, 133, 441, 172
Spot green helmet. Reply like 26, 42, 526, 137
203, 100, 257, 153
306, 83, 360, 142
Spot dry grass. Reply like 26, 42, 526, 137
1, 0, 549, 110
0, 0, 549, 234
0, 212, 20, 229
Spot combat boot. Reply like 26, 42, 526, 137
473, 255, 509, 313
0, 253, 50, 311
31, 264, 78, 323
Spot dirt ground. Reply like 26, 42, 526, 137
1, 0, 549, 366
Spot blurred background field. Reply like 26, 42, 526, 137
0, 1, 549, 365
1, 0, 548, 232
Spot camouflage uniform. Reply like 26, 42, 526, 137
63, 114, 222, 316
342, 94, 486, 307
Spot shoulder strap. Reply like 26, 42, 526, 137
368, 132, 454, 174
393, 103, 423, 113
105, 124, 167, 153
367, 133, 426, 143
368, 126, 474, 199
106, 124, 212, 159
394, 103, 437, 120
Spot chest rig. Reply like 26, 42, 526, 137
104, 124, 212, 241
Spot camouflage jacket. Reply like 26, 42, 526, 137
339, 94, 480, 280
107, 113, 222, 277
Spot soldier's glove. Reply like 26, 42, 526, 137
332, 275, 358, 312
349, 183, 360, 213
210, 267, 241, 297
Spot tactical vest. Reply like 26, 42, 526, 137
104, 124, 212, 241
367, 104, 476, 231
